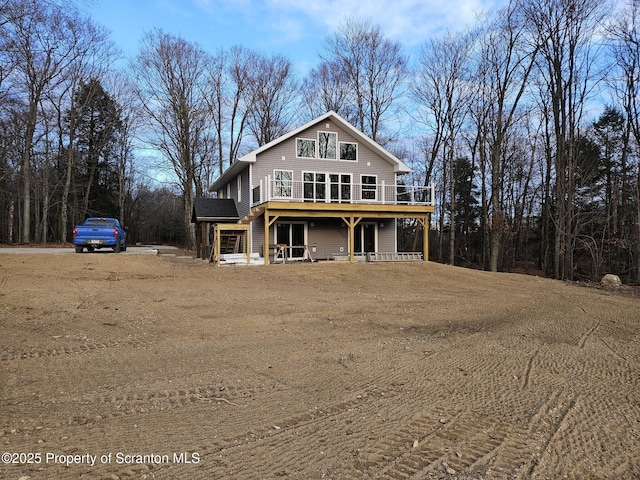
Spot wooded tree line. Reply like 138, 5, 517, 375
1, 0, 639, 282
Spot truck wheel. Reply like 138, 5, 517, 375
75, 246, 83, 253
114, 242, 121, 253
122, 243, 127, 252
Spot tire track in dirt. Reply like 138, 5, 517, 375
1, 378, 282, 434
471, 389, 577, 478
523, 393, 640, 479
0, 335, 152, 361
357, 411, 509, 479
578, 320, 600, 348
326, 335, 526, 479
520, 347, 539, 391
78, 384, 399, 480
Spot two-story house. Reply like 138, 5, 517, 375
203, 111, 434, 265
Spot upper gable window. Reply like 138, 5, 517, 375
296, 138, 315, 158
318, 132, 337, 160
340, 141, 357, 161
297, 131, 358, 162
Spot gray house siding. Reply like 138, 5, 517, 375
251, 217, 398, 260
307, 219, 348, 259
251, 120, 398, 191
251, 215, 265, 256
218, 164, 251, 218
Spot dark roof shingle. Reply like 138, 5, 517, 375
191, 198, 239, 223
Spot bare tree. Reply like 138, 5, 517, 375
55, 16, 114, 242
321, 18, 408, 142
412, 31, 475, 264
246, 52, 299, 147
131, 30, 216, 248
207, 45, 256, 173
523, 0, 607, 279
4, 0, 91, 242
302, 59, 354, 121
606, 0, 640, 280
476, 1, 539, 271
105, 71, 140, 226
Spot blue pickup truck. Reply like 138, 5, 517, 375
73, 217, 127, 253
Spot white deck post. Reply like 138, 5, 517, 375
266, 175, 271, 201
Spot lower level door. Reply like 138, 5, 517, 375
354, 222, 377, 253
275, 222, 306, 259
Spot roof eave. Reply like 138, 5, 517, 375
207, 157, 254, 193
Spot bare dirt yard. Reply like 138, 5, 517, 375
0, 251, 638, 480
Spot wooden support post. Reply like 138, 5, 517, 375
244, 230, 249, 264
215, 225, 221, 266
423, 215, 429, 262
348, 216, 355, 264
201, 223, 207, 259
263, 209, 280, 265
341, 216, 362, 263
417, 215, 429, 262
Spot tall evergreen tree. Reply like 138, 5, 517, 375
67, 79, 123, 220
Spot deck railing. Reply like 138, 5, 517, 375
251, 176, 435, 207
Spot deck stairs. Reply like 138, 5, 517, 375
220, 234, 241, 254
239, 205, 266, 224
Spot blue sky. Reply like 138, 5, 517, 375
85, 0, 500, 73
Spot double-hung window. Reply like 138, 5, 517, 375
303, 172, 326, 201
329, 174, 352, 202
274, 170, 293, 198
361, 175, 377, 201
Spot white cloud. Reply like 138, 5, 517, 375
265, 0, 498, 46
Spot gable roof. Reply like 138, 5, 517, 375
191, 198, 239, 223
208, 111, 411, 193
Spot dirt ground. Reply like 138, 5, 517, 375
0, 251, 638, 480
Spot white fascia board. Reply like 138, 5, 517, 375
207, 157, 255, 193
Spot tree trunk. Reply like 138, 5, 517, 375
61, 148, 74, 243
448, 149, 455, 265
21, 101, 38, 243
7, 198, 15, 243
489, 138, 502, 272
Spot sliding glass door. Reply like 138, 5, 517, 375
275, 222, 307, 259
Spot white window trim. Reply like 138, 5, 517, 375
317, 131, 338, 160
329, 172, 352, 202
274, 221, 308, 260
361, 174, 378, 201
296, 137, 316, 159
237, 174, 242, 203
351, 222, 378, 254
339, 141, 358, 162
302, 170, 328, 202
273, 169, 294, 198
